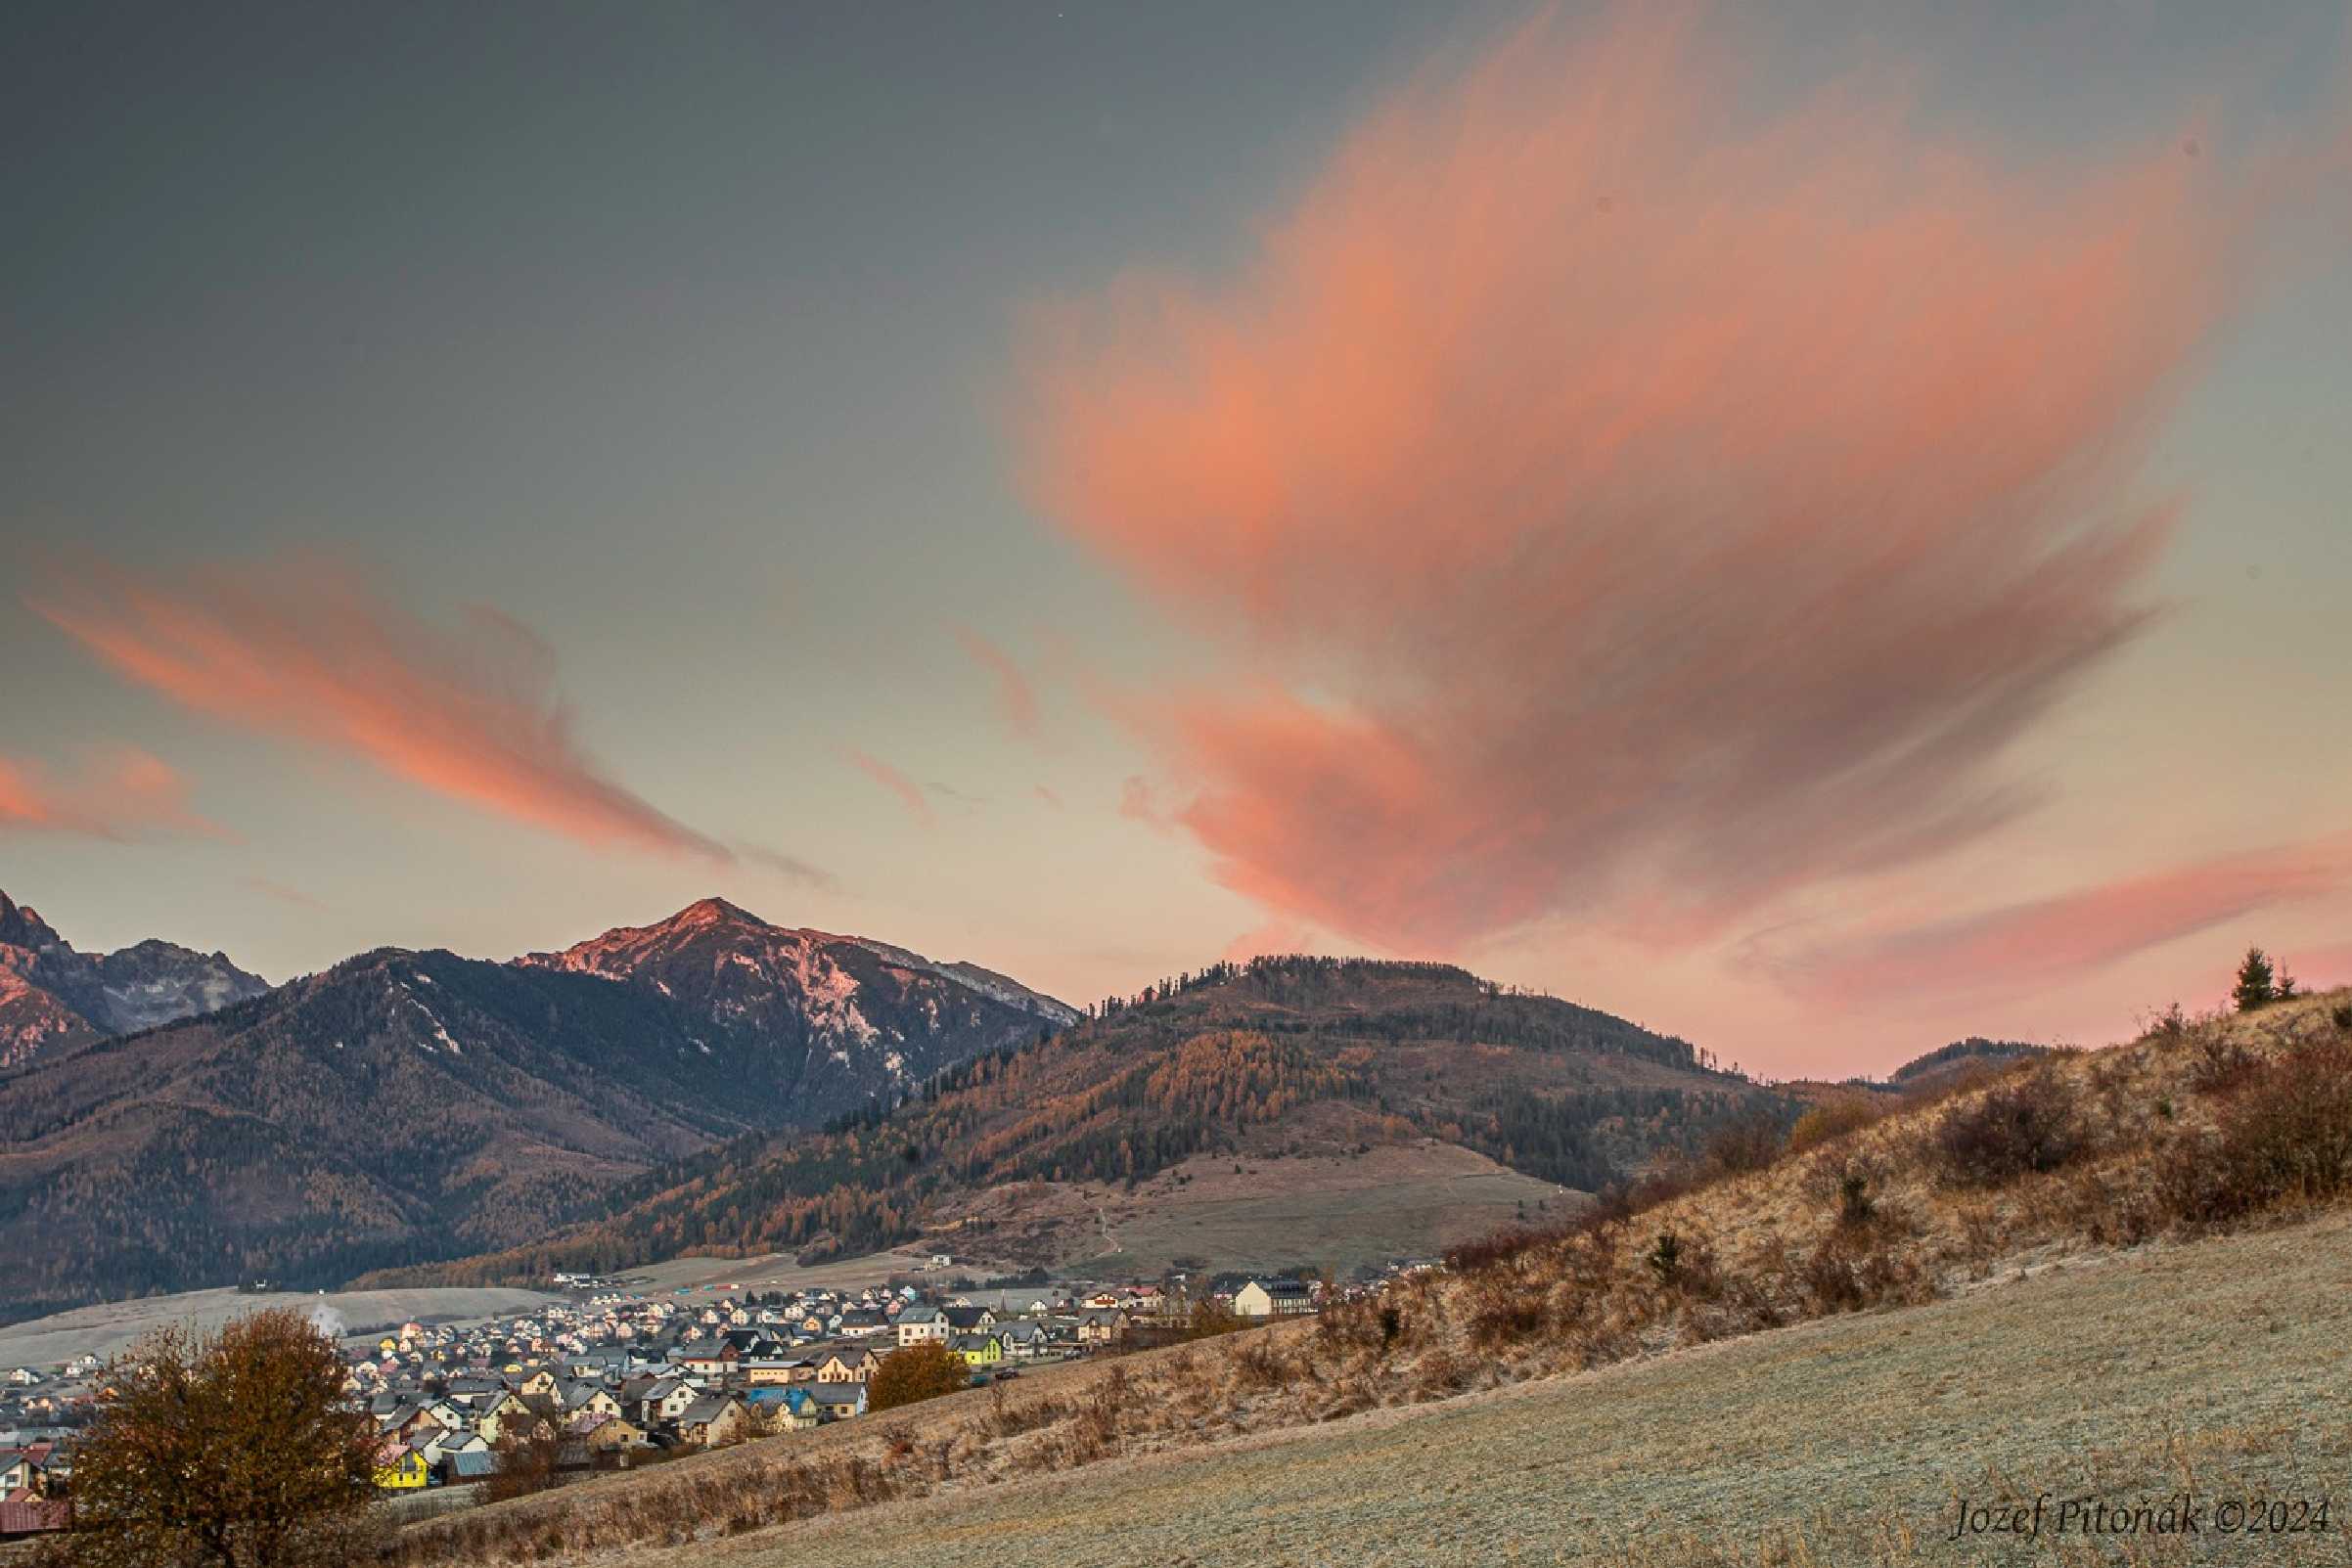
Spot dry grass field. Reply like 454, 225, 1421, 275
630, 1212, 2352, 1568
0, 1285, 562, 1368
969, 1139, 1577, 1279
392, 990, 2352, 1568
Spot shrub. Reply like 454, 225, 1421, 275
2178, 1039, 2352, 1221
1698, 1111, 1787, 1179
1930, 1069, 2087, 1187
868, 1341, 973, 1412
1444, 1223, 1567, 1273
1788, 1094, 1884, 1154
1180, 1301, 1247, 1340
1836, 1168, 1877, 1228
2188, 1030, 2259, 1094
1646, 1230, 1683, 1284
1800, 1227, 1928, 1314
2333, 1002, 2352, 1032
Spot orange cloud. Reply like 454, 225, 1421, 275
956, 627, 1041, 741
1024, 6, 2290, 954
31, 558, 729, 860
845, 747, 934, 828
0, 746, 225, 842
1770, 832, 2352, 1004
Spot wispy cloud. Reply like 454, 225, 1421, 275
1766, 832, 2352, 1003
30, 557, 731, 861
1023, 5, 2288, 955
738, 843, 841, 892
239, 874, 328, 912
845, 747, 934, 828
956, 627, 1042, 742
0, 746, 226, 842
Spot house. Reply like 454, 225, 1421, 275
571, 1412, 651, 1451
676, 1394, 751, 1448
997, 1322, 1050, 1360
744, 1357, 815, 1386
1076, 1309, 1129, 1346
1233, 1278, 1316, 1318
439, 1450, 497, 1487
418, 1429, 487, 1468
807, 1382, 867, 1421
560, 1382, 622, 1419
0, 1447, 53, 1497
951, 1333, 1004, 1369
815, 1347, 874, 1383
372, 1442, 430, 1492
743, 1386, 821, 1431
940, 1305, 997, 1333
894, 1306, 947, 1347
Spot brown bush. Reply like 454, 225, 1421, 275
1787, 1094, 1885, 1154
2170, 1038, 2352, 1222
1460, 1268, 1549, 1349
1929, 1068, 2087, 1187
1443, 1222, 1571, 1273
2188, 1029, 2259, 1094
1699, 1111, 1787, 1179
1800, 1225, 1928, 1313
2331, 1001, 2352, 1032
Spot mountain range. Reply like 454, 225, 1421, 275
361, 955, 1789, 1290
0, 892, 1072, 1322
0, 890, 270, 1070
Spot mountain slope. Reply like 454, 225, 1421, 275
376, 956, 1784, 1285
0, 889, 269, 1068
0, 897, 1071, 1321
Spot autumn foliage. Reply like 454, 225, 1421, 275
868, 1341, 974, 1412
57, 1308, 378, 1568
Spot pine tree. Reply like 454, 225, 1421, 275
2233, 947, 2277, 1012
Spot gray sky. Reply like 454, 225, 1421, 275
5, 1, 2349, 1075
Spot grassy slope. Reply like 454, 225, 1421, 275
969, 1140, 1573, 1278
647, 1213, 2352, 1567
396, 989, 2352, 1568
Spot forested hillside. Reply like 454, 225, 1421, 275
0, 896, 1069, 1322
372, 957, 1785, 1286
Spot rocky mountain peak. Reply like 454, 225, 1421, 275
0, 890, 65, 952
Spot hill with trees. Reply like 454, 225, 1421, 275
365, 956, 1785, 1287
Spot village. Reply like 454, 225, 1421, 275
0, 1264, 1335, 1538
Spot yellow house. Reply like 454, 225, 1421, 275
952, 1333, 1003, 1369
373, 1443, 429, 1492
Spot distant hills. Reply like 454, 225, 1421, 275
0, 889, 268, 1069
0, 894, 1072, 1322
367, 956, 1787, 1289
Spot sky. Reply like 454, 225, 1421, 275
4, 1, 2350, 1080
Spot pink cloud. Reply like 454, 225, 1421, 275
1771, 831, 2352, 1004
956, 627, 1042, 742
2289, 941, 2352, 991
845, 747, 934, 828
30, 557, 729, 861
0, 746, 226, 842
239, 875, 327, 912
1022, 7, 2293, 956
